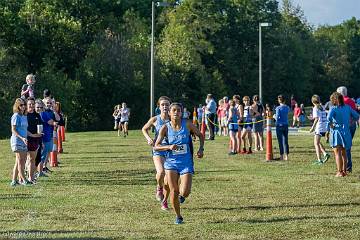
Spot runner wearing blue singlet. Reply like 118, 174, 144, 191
232, 95, 243, 153
228, 100, 239, 155
241, 96, 254, 154
142, 96, 172, 210
154, 103, 204, 225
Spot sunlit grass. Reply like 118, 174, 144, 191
0, 130, 360, 239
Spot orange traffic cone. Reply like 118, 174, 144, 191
266, 117, 273, 161
61, 125, 65, 142
50, 129, 58, 167
57, 128, 63, 153
192, 107, 197, 125
50, 152, 58, 167
200, 107, 206, 138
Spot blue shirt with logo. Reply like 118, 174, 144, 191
40, 110, 54, 142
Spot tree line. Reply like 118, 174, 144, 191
0, 0, 359, 137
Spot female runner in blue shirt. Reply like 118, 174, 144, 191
142, 96, 172, 210
154, 103, 204, 224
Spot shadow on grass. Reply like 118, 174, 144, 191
244, 214, 360, 223
0, 193, 40, 200
196, 202, 360, 212
0, 229, 114, 240
67, 155, 149, 162
211, 214, 360, 224
197, 169, 244, 174
46, 169, 155, 186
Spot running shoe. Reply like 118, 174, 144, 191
36, 172, 48, 178
179, 195, 185, 204
312, 160, 323, 165
21, 179, 33, 186
43, 167, 52, 173
322, 153, 330, 163
156, 187, 164, 201
10, 180, 19, 187
161, 200, 169, 211
240, 148, 247, 154
228, 151, 236, 155
246, 149, 253, 154
175, 216, 184, 224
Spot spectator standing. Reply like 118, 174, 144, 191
205, 94, 217, 140
275, 95, 290, 160
10, 98, 31, 186
197, 104, 203, 130
38, 97, 60, 177
26, 97, 43, 182
292, 103, 301, 128
34, 99, 44, 170
327, 92, 359, 177
252, 95, 264, 151
337, 86, 357, 172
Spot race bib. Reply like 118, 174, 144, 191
172, 144, 188, 155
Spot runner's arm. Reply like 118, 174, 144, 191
187, 121, 204, 158
309, 118, 318, 133
154, 125, 177, 151
142, 117, 157, 145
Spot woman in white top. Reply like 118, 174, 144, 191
120, 102, 130, 137
309, 95, 330, 164
112, 105, 121, 134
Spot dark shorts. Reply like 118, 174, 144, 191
121, 121, 128, 125
315, 132, 326, 137
254, 117, 264, 133
243, 121, 253, 131
27, 138, 39, 151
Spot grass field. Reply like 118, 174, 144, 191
1, 130, 360, 239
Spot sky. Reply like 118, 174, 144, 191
286, 0, 360, 26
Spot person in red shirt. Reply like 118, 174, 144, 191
291, 95, 297, 111
292, 103, 301, 128
337, 86, 357, 172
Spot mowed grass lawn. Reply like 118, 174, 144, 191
1, 130, 360, 240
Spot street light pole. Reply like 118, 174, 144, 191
150, 1, 174, 118
150, 1, 155, 118
259, 22, 271, 103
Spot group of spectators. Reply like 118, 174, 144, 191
195, 94, 266, 154
10, 74, 65, 186
191, 88, 360, 175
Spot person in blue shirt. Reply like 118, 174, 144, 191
205, 94, 217, 140
275, 95, 290, 160
10, 98, 30, 186
154, 103, 204, 225
142, 96, 172, 211
227, 100, 239, 155
327, 92, 359, 177
38, 97, 60, 177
